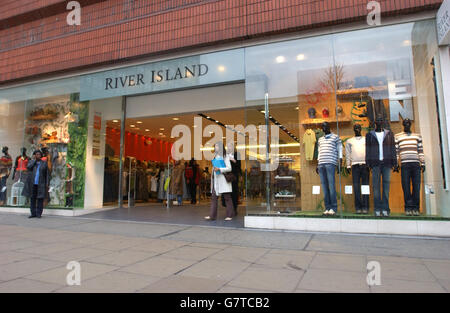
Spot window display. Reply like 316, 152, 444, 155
245, 20, 449, 218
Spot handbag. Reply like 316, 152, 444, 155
223, 172, 236, 183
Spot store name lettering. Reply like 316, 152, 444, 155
105, 64, 209, 90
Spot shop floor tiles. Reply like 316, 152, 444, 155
80, 203, 244, 228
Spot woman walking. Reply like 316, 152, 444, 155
204, 142, 234, 221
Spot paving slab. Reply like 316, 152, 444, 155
0, 240, 44, 252
63, 220, 187, 238
307, 234, 450, 259
423, 260, 450, 281
309, 252, 367, 272
40, 247, 113, 263
85, 249, 158, 267
129, 238, 190, 254
140, 275, 226, 293
17, 242, 84, 256
26, 262, 118, 286
296, 268, 370, 293
0, 251, 38, 266
228, 266, 305, 292
227, 230, 312, 250
0, 278, 61, 293
370, 278, 446, 293
161, 246, 221, 261
0, 258, 63, 281
252, 250, 315, 271
120, 256, 197, 278
89, 237, 152, 251
378, 261, 437, 282
179, 259, 250, 282
163, 227, 240, 244
55, 271, 159, 293
208, 246, 269, 263
217, 286, 273, 293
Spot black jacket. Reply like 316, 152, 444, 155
365, 130, 397, 168
22, 159, 49, 199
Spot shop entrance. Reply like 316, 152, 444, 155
99, 84, 248, 227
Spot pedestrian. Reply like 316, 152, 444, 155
22, 150, 49, 218
169, 160, 184, 205
227, 142, 241, 216
204, 142, 234, 221
185, 158, 200, 204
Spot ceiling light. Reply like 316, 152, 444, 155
218, 65, 226, 72
112, 120, 119, 123
130, 125, 135, 128
160, 128, 164, 130
145, 129, 150, 132
137, 121, 143, 124
296, 54, 306, 61
276, 56, 286, 63
172, 117, 179, 121
403, 40, 411, 46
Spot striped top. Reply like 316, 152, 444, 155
318, 133, 343, 165
394, 132, 425, 165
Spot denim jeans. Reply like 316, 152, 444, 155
352, 164, 370, 211
371, 165, 391, 213
401, 163, 421, 212
318, 164, 337, 212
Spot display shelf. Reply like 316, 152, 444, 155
301, 117, 352, 126
275, 175, 296, 180
274, 194, 296, 198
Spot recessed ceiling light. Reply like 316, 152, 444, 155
160, 128, 164, 130
130, 125, 135, 128
145, 129, 150, 132
218, 65, 226, 72
137, 121, 143, 124
172, 117, 179, 121
276, 56, 286, 63
112, 120, 119, 123
296, 54, 306, 61
159, 133, 164, 136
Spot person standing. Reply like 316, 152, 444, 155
185, 158, 200, 204
205, 142, 234, 221
227, 143, 241, 216
22, 150, 49, 218
0, 146, 12, 205
169, 160, 184, 205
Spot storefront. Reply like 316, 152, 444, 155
1, 19, 449, 235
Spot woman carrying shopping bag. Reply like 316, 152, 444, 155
204, 142, 234, 221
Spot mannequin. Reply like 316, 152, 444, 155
315, 122, 342, 216
0, 146, 12, 205
12, 148, 30, 182
345, 124, 369, 214
365, 116, 397, 217
395, 118, 425, 216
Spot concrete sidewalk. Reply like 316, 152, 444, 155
0, 213, 449, 293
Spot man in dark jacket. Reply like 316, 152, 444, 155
22, 150, 49, 218
365, 116, 398, 217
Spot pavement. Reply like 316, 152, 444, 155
0, 212, 449, 293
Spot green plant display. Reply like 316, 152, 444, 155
67, 94, 89, 208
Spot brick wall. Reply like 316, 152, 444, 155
0, 0, 443, 85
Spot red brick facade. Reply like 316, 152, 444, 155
0, 0, 442, 85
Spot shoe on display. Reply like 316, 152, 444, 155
224, 217, 232, 221
323, 210, 329, 216
356, 209, 362, 214
406, 210, 412, 216
375, 211, 381, 217
328, 210, 336, 216
362, 209, 369, 214
382, 211, 389, 217
413, 210, 420, 216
